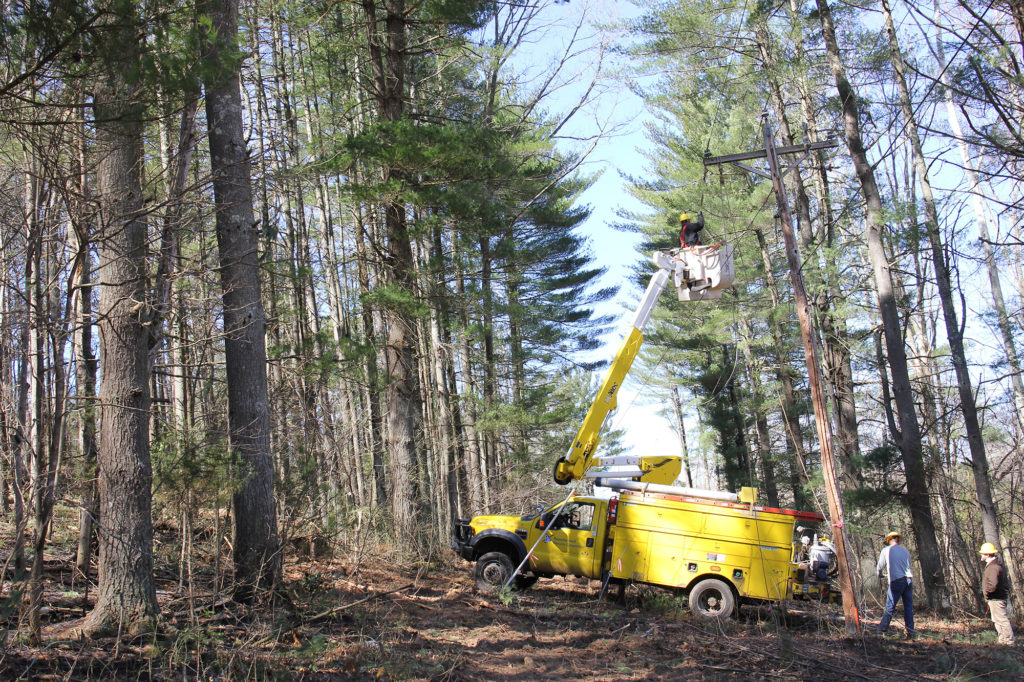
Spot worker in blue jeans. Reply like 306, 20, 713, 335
876, 530, 915, 639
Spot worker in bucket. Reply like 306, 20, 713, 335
980, 542, 1015, 645
876, 531, 915, 640
679, 212, 704, 247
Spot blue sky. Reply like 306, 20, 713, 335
524, 1, 693, 472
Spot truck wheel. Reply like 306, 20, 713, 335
689, 578, 735, 619
474, 552, 514, 592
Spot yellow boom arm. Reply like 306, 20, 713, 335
553, 327, 645, 484
552, 244, 733, 486
553, 255, 683, 486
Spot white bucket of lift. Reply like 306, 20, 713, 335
672, 244, 735, 301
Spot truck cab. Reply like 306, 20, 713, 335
453, 495, 610, 590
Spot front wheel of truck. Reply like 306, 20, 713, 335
474, 552, 514, 592
689, 578, 735, 620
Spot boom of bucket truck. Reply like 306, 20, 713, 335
551, 243, 735, 486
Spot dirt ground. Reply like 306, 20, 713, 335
2, 548, 1024, 680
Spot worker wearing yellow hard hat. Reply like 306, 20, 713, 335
979, 542, 1015, 645
876, 531, 914, 639
678, 212, 704, 247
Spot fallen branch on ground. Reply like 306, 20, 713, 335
307, 583, 414, 623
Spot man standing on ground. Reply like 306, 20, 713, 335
980, 542, 1016, 646
877, 531, 915, 639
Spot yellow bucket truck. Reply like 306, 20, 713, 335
452, 480, 837, 618
451, 240, 838, 617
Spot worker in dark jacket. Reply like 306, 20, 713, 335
980, 542, 1015, 645
679, 213, 704, 247
876, 531, 915, 639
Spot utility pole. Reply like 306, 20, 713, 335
704, 114, 860, 635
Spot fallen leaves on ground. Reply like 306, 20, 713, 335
2, 550, 1022, 680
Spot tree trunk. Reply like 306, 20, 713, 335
32, 236, 70, 645
344, 9, 388, 511
27, 153, 49, 646
428, 232, 459, 538
756, 17, 861, 489
670, 387, 694, 489
456, 270, 485, 512
816, 0, 948, 611
84, 2, 159, 632
785, 0, 862, 484
737, 318, 779, 507
0, 247, 11, 516
74, 207, 99, 576
931, 1, 1024, 438
201, 0, 281, 599
360, 0, 421, 547
11, 169, 32, 578
507, 276, 528, 462
723, 346, 751, 492
883, 0, 1003, 555
478, 235, 497, 488
352, 204, 387, 508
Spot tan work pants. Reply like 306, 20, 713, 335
987, 599, 1016, 645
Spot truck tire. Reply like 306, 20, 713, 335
689, 578, 735, 619
474, 552, 514, 592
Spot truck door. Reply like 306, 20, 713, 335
531, 501, 602, 579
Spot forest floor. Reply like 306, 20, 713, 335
2, 533, 1024, 680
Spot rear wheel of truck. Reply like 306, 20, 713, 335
474, 552, 514, 592
689, 578, 735, 620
